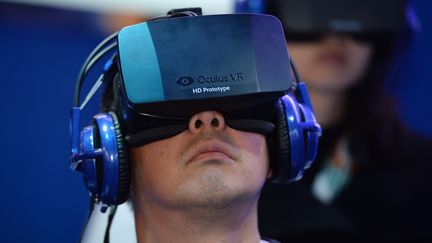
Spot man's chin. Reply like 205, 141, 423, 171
173, 170, 259, 210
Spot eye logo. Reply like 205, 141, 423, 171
176, 76, 195, 86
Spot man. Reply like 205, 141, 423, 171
70, 9, 320, 243
130, 110, 271, 242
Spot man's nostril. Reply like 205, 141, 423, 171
195, 119, 203, 129
211, 118, 219, 127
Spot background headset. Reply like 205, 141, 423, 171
234, 0, 413, 32
70, 9, 322, 207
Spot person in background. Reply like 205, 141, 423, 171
236, 0, 432, 242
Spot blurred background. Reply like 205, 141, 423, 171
0, 0, 430, 242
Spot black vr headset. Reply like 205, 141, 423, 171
236, 0, 413, 41
70, 9, 321, 206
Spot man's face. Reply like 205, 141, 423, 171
130, 111, 270, 211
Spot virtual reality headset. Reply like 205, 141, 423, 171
116, 13, 293, 142
236, 0, 409, 37
70, 11, 321, 204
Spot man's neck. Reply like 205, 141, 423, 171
133, 199, 261, 243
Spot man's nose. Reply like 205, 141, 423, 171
188, 111, 226, 133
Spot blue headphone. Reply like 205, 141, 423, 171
70, 11, 321, 206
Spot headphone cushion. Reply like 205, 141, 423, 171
109, 111, 130, 205
271, 98, 291, 183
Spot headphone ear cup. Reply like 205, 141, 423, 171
270, 98, 292, 184
273, 94, 312, 183
108, 111, 130, 205
271, 93, 322, 184
92, 112, 130, 205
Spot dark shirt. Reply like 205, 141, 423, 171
258, 126, 432, 243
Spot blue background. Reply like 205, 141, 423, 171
0, 1, 431, 242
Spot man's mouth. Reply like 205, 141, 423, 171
187, 142, 236, 165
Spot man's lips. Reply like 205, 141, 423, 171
187, 142, 236, 165
191, 151, 232, 164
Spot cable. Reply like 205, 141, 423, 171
74, 32, 118, 107
79, 73, 105, 110
103, 206, 118, 243
83, 43, 117, 77
289, 60, 300, 91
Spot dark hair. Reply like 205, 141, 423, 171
101, 72, 117, 113
346, 34, 410, 165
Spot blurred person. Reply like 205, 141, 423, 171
236, 0, 432, 242
70, 8, 321, 243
